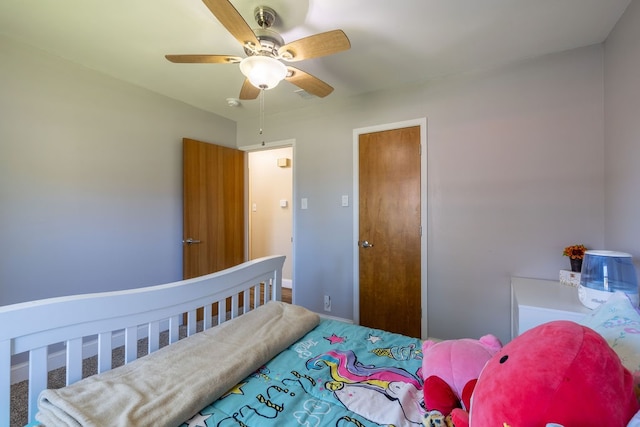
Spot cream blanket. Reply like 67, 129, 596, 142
36, 301, 320, 427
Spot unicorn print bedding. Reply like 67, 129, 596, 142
181, 318, 424, 427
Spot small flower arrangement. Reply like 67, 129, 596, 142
563, 244, 587, 260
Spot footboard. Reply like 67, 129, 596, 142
1, 255, 285, 426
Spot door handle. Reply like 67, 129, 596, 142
359, 240, 374, 248
183, 238, 202, 245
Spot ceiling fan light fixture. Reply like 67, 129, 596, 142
239, 56, 287, 90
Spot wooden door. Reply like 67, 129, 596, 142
183, 138, 245, 280
358, 126, 421, 337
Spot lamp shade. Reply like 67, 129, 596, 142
239, 56, 287, 90
578, 250, 639, 309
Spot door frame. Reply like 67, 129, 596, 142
352, 118, 428, 338
240, 138, 296, 300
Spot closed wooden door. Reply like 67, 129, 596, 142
358, 126, 421, 337
183, 138, 245, 280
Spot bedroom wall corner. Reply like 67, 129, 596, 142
603, 0, 640, 269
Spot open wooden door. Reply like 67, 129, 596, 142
183, 138, 245, 279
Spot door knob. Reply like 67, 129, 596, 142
183, 238, 202, 245
359, 240, 374, 248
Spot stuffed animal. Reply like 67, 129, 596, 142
462, 320, 639, 427
421, 334, 502, 417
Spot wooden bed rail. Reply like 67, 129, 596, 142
1, 255, 285, 426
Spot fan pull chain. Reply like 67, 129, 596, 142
259, 88, 265, 145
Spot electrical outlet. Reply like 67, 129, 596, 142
324, 295, 331, 312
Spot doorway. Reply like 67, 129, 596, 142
182, 138, 245, 280
353, 119, 428, 338
247, 144, 294, 297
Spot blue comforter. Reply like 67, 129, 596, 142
179, 319, 424, 427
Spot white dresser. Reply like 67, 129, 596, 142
511, 277, 592, 339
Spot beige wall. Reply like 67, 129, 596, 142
248, 147, 293, 283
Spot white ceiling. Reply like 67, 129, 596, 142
0, 0, 631, 122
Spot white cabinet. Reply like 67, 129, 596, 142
511, 277, 592, 339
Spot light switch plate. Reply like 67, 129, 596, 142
341, 195, 349, 207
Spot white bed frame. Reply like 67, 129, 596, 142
0, 255, 285, 426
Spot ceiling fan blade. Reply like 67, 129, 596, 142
285, 66, 334, 98
278, 30, 350, 62
201, 0, 260, 48
239, 79, 260, 100
165, 54, 242, 64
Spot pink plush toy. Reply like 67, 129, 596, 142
463, 320, 639, 427
421, 334, 502, 416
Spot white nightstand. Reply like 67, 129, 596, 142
511, 277, 592, 339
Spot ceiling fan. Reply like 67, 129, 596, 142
165, 0, 351, 100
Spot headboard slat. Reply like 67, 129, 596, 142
203, 305, 212, 330
187, 310, 197, 336
28, 346, 47, 421
169, 316, 180, 344
125, 326, 137, 364
148, 321, 160, 354
66, 338, 83, 385
97, 332, 112, 374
